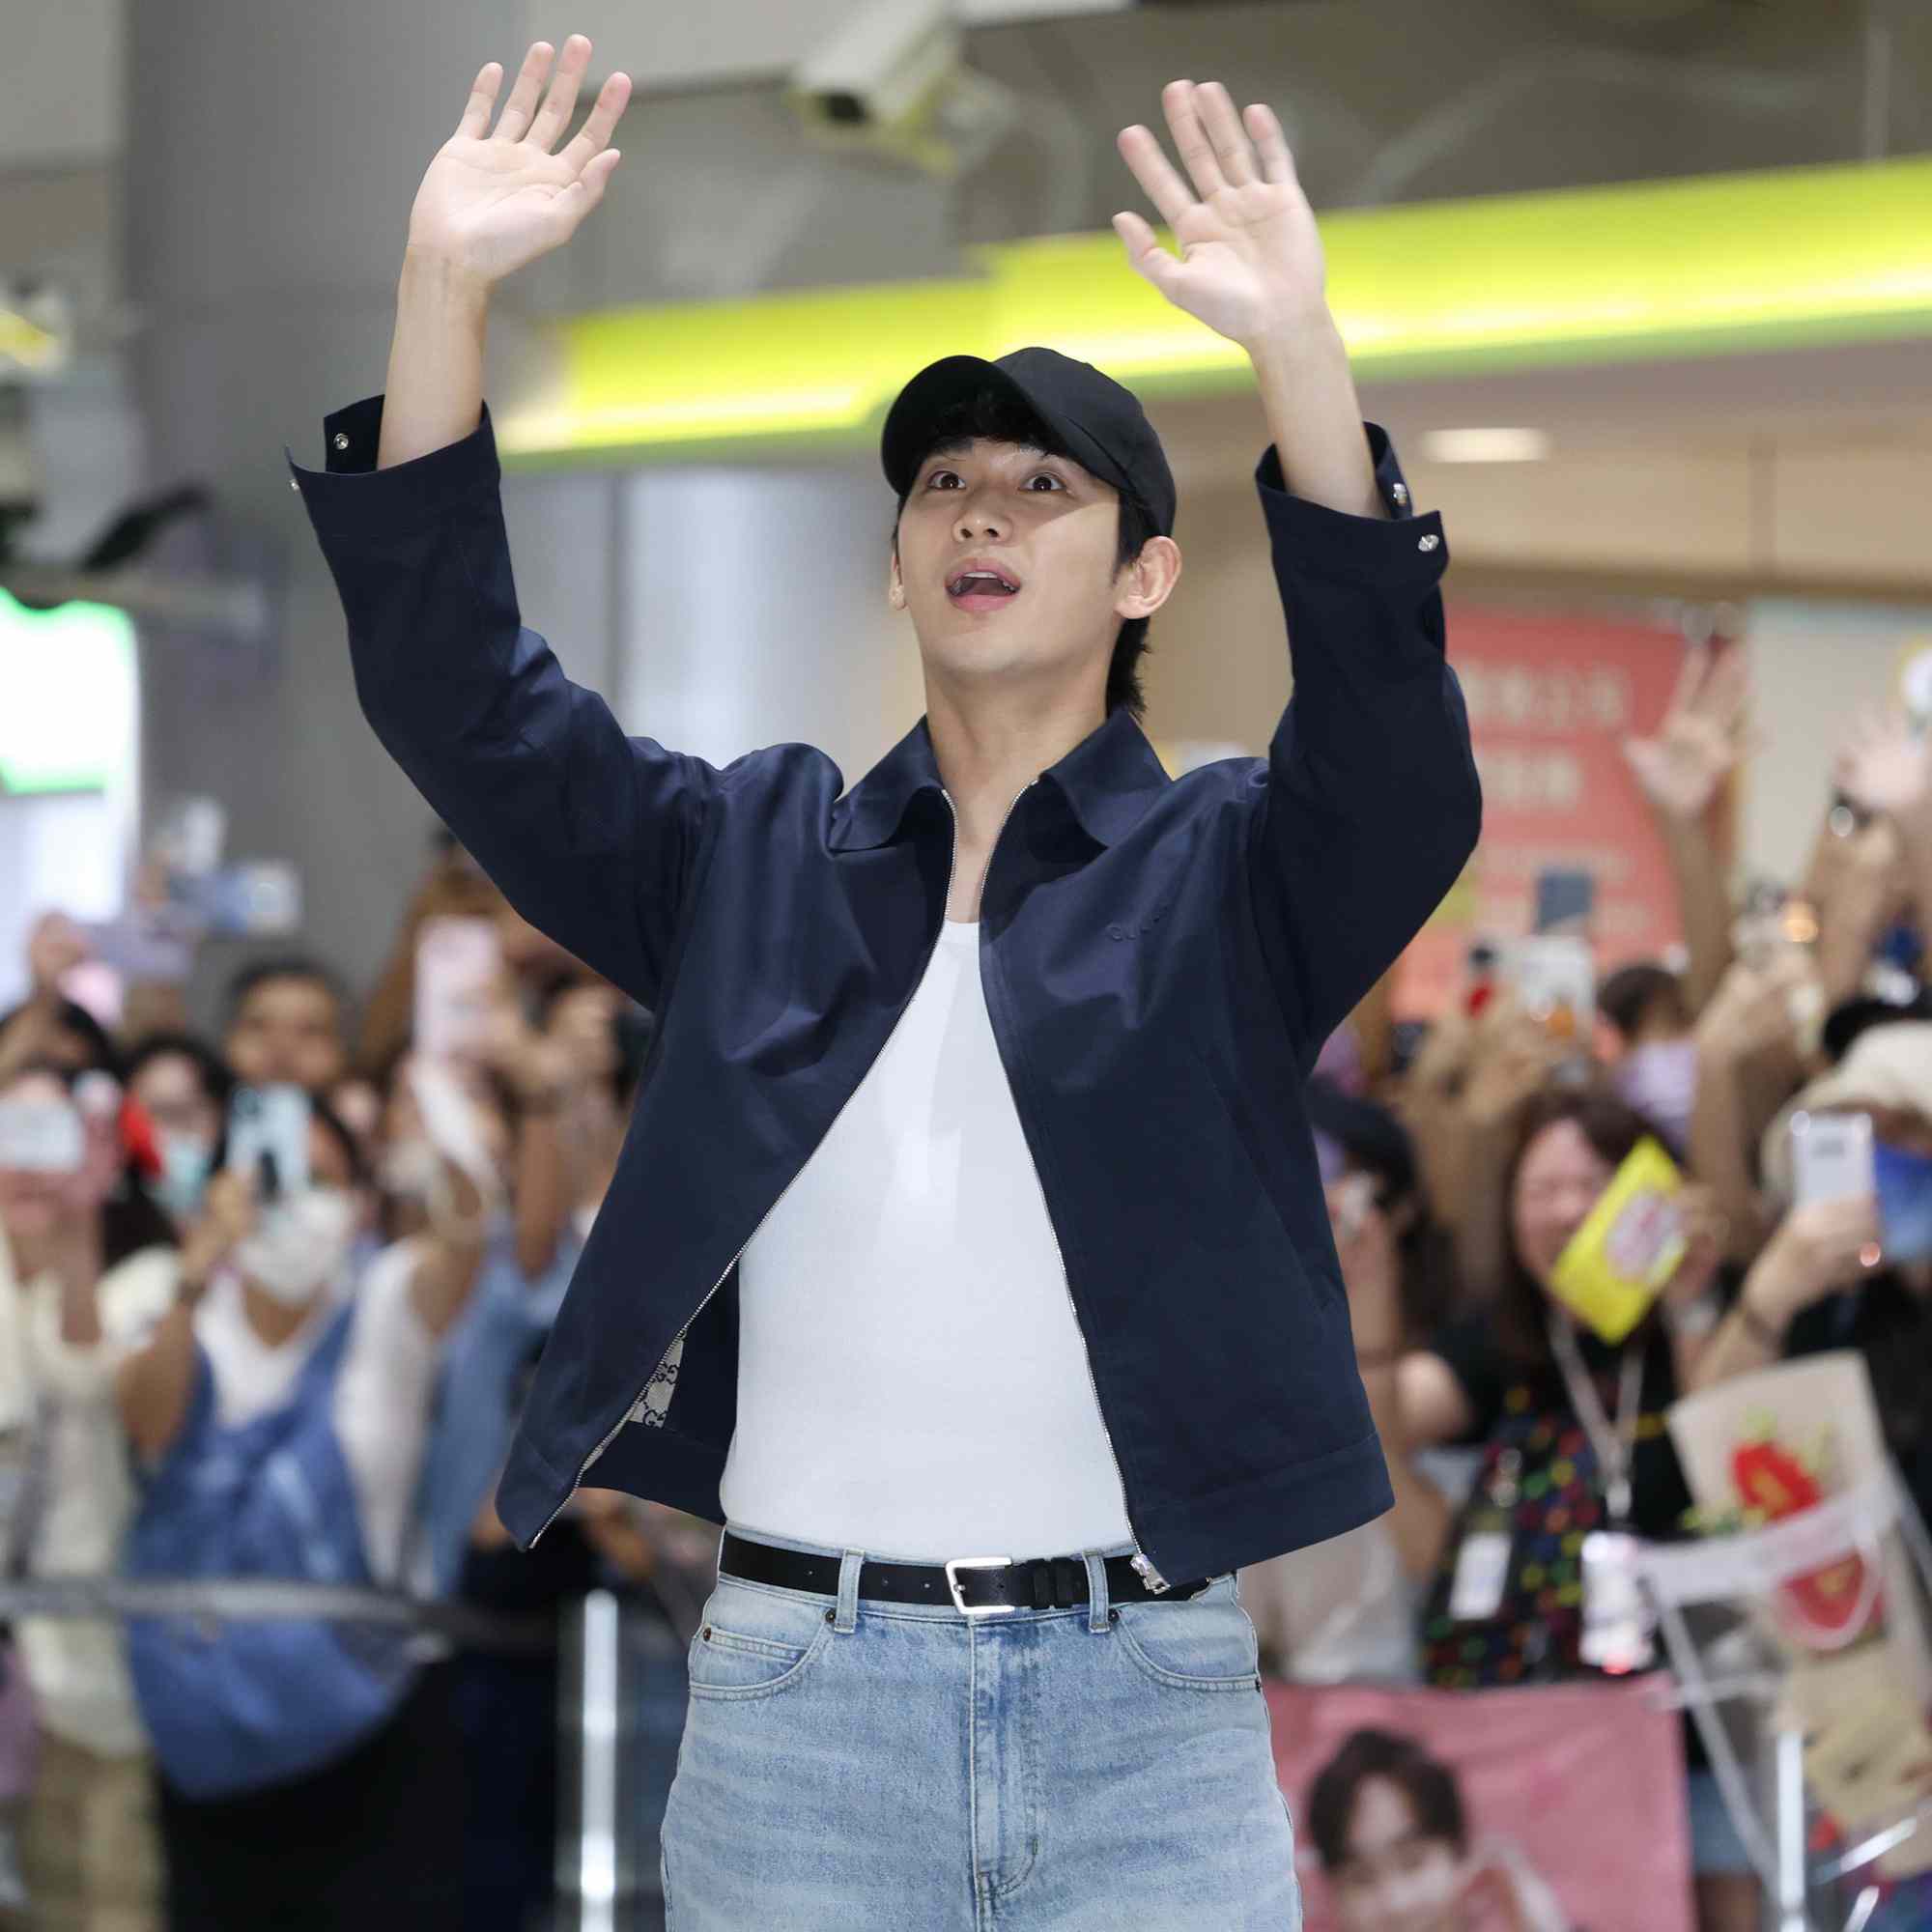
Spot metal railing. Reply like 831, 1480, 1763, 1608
0, 1572, 695, 1932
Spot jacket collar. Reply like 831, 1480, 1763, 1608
829, 704, 1172, 852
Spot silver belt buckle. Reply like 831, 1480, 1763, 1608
945, 1554, 1016, 1617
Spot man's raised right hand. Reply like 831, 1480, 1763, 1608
407, 36, 631, 291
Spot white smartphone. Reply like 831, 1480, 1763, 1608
1512, 934, 1596, 1034
413, 917, 503, 1063
226, 1083, 311, 1200
0, 1099, 85, 1175
1789, 1109, 1876, 1207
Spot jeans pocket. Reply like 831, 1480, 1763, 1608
686, 1580, 836, 1700
1112, 1574, 1261, 1692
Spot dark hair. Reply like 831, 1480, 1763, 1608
1492, 1084, 1664, 1364
890, 385, 1162, 721
1821, 993, 1932, 1065
1307, 1727, 1467, 1871
1305, 1078, 1462, 1338
0, 998, 120, 1079
1598, 962, 1686, 1046
124, 1031, 236, 1113
103, 1172, 178, 1268
534, 972, 655, 1111
224, 955, 348, 1030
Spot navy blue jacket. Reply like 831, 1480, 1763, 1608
288, 394, 1480, 1588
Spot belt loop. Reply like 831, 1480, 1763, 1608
835, 1548, 863, 1633
1084, 1549, 1110, 1634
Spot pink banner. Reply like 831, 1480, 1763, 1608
1396, 606, 1690, 1020
1266, 1678, 1694, 1932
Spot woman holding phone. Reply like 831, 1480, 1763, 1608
1381, 1086, 1757, 1931
115, 1080, 494, 1930
0, 1057, 177, 1932
1689, 1018, 1930, 1534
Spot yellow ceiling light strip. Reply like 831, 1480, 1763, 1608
503, 154, 1932, 466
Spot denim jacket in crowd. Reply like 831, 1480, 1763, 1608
287, 393, 1481, 1589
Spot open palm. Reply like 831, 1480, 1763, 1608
1835, 704, 1932, 821
1113, 80, 1326, 347
408, 36, 632, 290
1622, 641, 1749, 824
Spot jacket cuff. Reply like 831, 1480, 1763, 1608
284, 393, 501, 536
1255, 421, 1449, 588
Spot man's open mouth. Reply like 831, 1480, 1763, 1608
946, 563, 1022, 605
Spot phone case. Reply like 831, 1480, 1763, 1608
1513, 934, 1597, 1034
1549, 1137, 1687, 1343
414, 918, 503, 1062
1790, 1111, 1875, 1208
227, 1085, 311, 1199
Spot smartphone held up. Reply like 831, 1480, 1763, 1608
225, 1084, 311, 1202
1507, 865, 1599, 1049
413, 917, 504, 1065
1789, 1109, 1932, 1266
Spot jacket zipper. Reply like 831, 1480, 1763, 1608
531, 784, 970, 1549
944, 783, 1170, 1597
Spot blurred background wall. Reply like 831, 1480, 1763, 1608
0, 0, 1928, 1011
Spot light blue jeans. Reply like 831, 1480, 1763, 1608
660, 1522, 1302, 1929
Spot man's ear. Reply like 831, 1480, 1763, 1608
1115, 535, 1181, 622
888, 542, 906, 611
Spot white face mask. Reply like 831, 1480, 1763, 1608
235, 1184, 360, 1307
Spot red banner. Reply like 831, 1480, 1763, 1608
1267, 1678, 1695, 1932
1396, 607, 1690, 1020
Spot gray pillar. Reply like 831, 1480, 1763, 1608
124, 0, 570, 1029
126, 3, 930, 1034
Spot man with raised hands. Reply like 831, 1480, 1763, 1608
289, 36, 1478, 1926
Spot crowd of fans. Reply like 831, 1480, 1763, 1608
0, 835, 714, 1932
0, 639, 1927, 1930
1242, 646, 1931, 1932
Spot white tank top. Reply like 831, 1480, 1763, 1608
719, 916, 1132, 1561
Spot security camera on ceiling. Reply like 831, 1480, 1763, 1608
786, 0, 1017, 178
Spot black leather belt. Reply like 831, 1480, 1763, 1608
720, 1531, 1211, 1616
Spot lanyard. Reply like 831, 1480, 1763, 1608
1548, 1314, 1644, 1528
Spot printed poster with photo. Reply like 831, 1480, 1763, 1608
1266, 1677, 1695, 1932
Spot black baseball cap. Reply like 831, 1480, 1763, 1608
882, 348, 1177, 537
